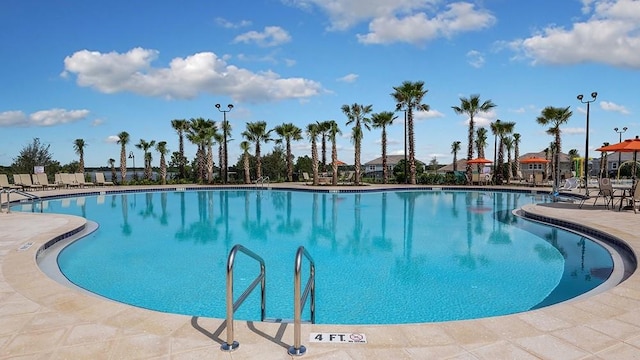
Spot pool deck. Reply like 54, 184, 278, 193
2, 183, 640, 359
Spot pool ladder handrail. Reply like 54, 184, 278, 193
254, 176, 269, 188
221, 244, 266, 351
288, 246, 316, 356
1, 189, 42, 213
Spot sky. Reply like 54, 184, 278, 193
1, 0, 639, 170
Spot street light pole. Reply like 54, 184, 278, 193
128, 151, 136, 181
614, 126, 627, 179
577, 92, 598, 195
404, 109, 407, 184
215, 103, 234, 184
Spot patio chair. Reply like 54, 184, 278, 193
558, 177, 579, 191
95, 172, 114, 186
302, 172, 311, 185
74, 173, 95, 187
631, 183, 640, 214
590, 178, 624, 209
58, 173, 80, 188
34, 173, 62, 190
0, 174, 21, 190
534, 173, 543, 186
16, 174, 43, 191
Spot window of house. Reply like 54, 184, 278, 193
369, 165, 376, 171
612, 162, 618, 170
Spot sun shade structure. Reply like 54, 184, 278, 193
520, 157, 550, 164
597, 136, 640, 181
467, 157, 493, 164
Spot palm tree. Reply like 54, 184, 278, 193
171, 119, 189, 179
214, 131, 224, 183
116, 131, 130, 183
475, 128, 488, 159
73, 139, 86, 173
220, 120, 232, 184
536, 106, 572, 188
568, 148, 580, 174
135, 139, 156, 180
242, 121, 273, 179
108, 158, 117, 184
513, 133, 522, 179
327, 120, 341, 185
503, 136, 514, 182
452, 94, 497, 183
156, 141, 169, 185
493, 121, 515, 184
306, 122, 320, 186
451, 141, 462, 172
341, 103, 373, 185
316, 120, 332, 172
391, 81, 430, 184
600, 142, 610, 177
240, 140, 251, 183
186, 118, 215, 183
274, 123, 303, 182
371, 111, 397, 184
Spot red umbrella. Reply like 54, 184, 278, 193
467, 157, 493, 164
520, 157, 550, 164
597, 136, 640, 178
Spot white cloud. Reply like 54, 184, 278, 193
600, 100, 630, 114
563, 127, 586, 135
0, 109, 89, 127
215, 17, 251, 29
105, 135, 120, 144
233, 26, 292, 47
92, 119, 104, 126
357, 3, 496, 45
466, 50, 485, 68
337, 73, 359, 83
62, 47, 323, 102
508, 0, 640, 68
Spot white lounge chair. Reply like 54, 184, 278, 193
0, 174, 21, 190
95, 172, 114, 186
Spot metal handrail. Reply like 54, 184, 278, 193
254, 176, 270, 187
221, 244, 266, 352
1, 189, 42, 213
288, 246, 315, 356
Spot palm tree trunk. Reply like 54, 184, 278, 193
466, 116, 474, 184
408, 110, 416, 185
120, 148, 126, 183
256, 142, 262, 179
286, 139, 293, 182
354, 139, 361, 185
382, 127, 388, 184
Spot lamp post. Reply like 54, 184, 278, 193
492, 119, 500, 185
215, 103, 234, 184
128, 151, 136, 181
577, 92, 597, 195
614, 126, 627, 179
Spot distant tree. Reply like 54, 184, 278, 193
451, 141, 461, 172
306, 122, 320, 185
294, 155, 312, 175
135, 139, 156, 181
274, 123, 303, 182
452, 94, 497, 183
240, 141, 251, 183
73, 138, 87, 173
327, 120, 341, 185
316, 120, 332, 172
371, 111, 396, 184
260, 145, 287, 181
170, 119, 189, 179
108, 158, 117, 183
242, 121, 273, 180
393, 159, 425, 183
475, 127, 488, 159
11, 138, 56, 175
155, 141, 169, 185
342, 103, 373, 185
513, 133, 521, 178
503, 136, 513, 182
116, 131, 130, 183
536, 106, 572, 187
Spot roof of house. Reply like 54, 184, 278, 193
364, 155, 425, 166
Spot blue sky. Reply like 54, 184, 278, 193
1, 0, 638, 169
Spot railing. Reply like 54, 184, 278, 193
1, 189, 42, 213
254, 176, 270, 188
221, 244, 266, 351
288, 246, 316, 356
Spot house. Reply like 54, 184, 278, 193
363, 155, 424, 180
518, 151, 572, 180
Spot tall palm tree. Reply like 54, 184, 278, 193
568, 148, 580, 174
156, 141, 169, 185
475, 128, 488, 159
274, 123, 303, 182
503, 136, 514, 182
452, 94, 497, 183
240, 140, 251, 183
450, 141, 462, 172
73, 139, 86, 173
327, 120, 341, 185
170, 119, 189, 179
242, 121, 273, 179
213, 131, 224, 183
371, 111, 397, 184
536, 106, 572, 188
513, 133, 522, 179
341, 103, 373, 185
316, 120, 332, 172
493, 121, 515, 184
220, 120, 232, 184
108, 158, 117, 184
306, 122, 320, 186
135, 139, 156, 180
116, 131, 130, 183
186, 118, 215, 183
600, 142, 610, 177
391, 81, 430, 184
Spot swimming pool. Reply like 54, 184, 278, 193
32, 189, 615, 325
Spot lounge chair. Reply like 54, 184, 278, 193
339, 171, 354, 185
74, 173, 95, 187
533, 173, 544, 187
95, 172, 114, 186
0, 174, 21, 190
302, 172, 311, 185
558, 177, 579, 191
34, 173, 62, 190
15, 174, 43, 191
580, 178, 623, 209
57, 173, 80, 188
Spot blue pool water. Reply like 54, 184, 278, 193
32, 189, 614, 324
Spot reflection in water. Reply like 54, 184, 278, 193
47, 189, 614, 323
